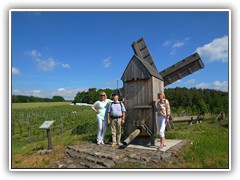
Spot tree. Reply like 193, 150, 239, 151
176, 106, 184, 116
197, 99, 208, 115
191, 105, 198, 115
52, 96, 65, 102
12, 95, 20, 103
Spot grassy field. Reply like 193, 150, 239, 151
11, 102, 229, 169
12, 102, 70, 109
167, 120, 229, 168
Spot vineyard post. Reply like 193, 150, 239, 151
61, 116, 64, 134
46, 129, 53, 150
28, 116, 32, 141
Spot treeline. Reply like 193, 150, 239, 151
74, 87, 228, 116
73, 88, 116, 104
165, 87, 228, 116
12, 95, 65, 103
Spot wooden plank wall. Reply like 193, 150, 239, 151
152, 77, 164, 136
124, 79, 152, 136
124, 77, 164, 136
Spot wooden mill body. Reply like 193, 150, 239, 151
121, 55, 164, 137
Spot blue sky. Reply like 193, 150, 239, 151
11, 10, 229, 100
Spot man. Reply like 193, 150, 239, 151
107, 92, 126, 146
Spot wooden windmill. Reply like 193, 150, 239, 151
121, 38, 204, 146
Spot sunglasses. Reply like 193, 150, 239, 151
100, 95, 105, 97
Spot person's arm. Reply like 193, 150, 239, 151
107, 99, 113, 103
122, 112, 126, 124
91, 102, 100, 114
166, 100, 171, 121
121, 103, 126, 124
107, 103, 111, 125
107, 112, 111, 125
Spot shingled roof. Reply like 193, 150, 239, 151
121, 55, 163, 82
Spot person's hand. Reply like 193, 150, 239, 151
121, 119, 125, 124
108, 119, 111, 125
96, 110, 100, 114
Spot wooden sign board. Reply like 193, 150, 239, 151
39, 120, 55, 129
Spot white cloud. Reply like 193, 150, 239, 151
163, 40, 172, 47
212, 81, 228, 92
196, 81, 228, 92
12, 88, 88, 100
57, 88, 65, 92
36, 58, 57, 71
26, 50, 41, 58
26, 50, 57, 71
62, 64, 70, 69
12, 67, 20, 75
196, 83, 210, 89
26, 49, 70, 71
12, 89, 21, 94
162, 37, 190, 55
31, 89, 41, 95
103, 57, 111, 68
172, 41, 184, 48
185, 79, 196, 85
195, 35, 228, 63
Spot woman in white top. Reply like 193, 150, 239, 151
92, 92, 112, 145
157, 92, 171, 150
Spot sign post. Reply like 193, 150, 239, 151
39, 120, 55, 150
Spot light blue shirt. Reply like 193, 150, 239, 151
108, 101, 126, 117
92, 99, 111, 120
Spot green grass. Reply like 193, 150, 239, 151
11, 102, 229, 169
166, 119, 229, 168
12, 102, 70, 109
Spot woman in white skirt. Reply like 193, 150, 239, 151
92, 92, 112, 145
156, 92, 171, 150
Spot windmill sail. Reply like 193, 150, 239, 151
159, 53, 204, 86
132, 38, 158, 71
